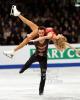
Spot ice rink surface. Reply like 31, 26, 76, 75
0, 67, 80, 100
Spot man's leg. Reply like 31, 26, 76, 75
19, 54, 37, 73
39, 57, 47, 95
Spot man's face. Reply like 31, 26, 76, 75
38, 29, 45, 37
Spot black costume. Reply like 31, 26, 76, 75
19, 39, 49, 95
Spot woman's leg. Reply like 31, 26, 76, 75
19, 15, 38, 31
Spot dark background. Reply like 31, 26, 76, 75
0, 0, 80, 45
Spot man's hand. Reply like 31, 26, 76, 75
10, 5, 21, 16
3, 50, 15, 58
29, 40, 35, 43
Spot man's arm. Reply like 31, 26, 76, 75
30, 32, 53, 42
31, 36, 49, 42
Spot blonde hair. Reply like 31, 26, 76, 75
54, 34, 67, 51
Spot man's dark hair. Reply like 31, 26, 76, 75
38, 26, 46, 30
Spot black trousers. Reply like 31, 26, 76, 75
19, 53, 47, 94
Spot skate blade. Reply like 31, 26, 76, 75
3, 53, 13, 58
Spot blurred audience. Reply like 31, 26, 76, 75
0, 0, 80, 45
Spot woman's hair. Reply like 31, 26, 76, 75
54, 34, 67, 51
